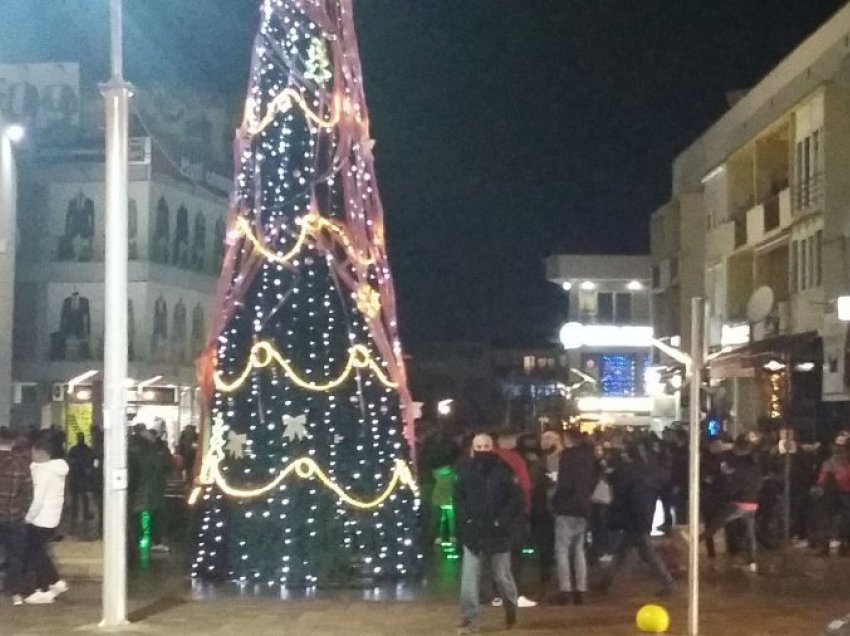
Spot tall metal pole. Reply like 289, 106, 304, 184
0, 120, 17, 431
101, 0, 131, 627
688, 297, 704, 636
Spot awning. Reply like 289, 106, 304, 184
708, 331, 822, 380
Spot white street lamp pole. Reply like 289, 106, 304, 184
100, 0, 132, 627
0, 118, 18, 432
688, 298, 704, 636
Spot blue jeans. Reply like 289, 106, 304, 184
555, 515, 588, 592
460, 547, 518, 621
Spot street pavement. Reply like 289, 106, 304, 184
2, 548, 849, 635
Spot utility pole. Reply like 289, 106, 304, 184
0, 117, 19, 432
100, 0, 132, 627
688, 297, 704, 636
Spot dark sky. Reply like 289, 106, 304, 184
0, 0, 844, 348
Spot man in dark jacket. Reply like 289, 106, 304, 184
0, 427, 33, 605
702, 435, 761, 572
455, 433, 523, 633
601, 444, 675, 597
551, 429, 597, 605
67, 432, 94, 526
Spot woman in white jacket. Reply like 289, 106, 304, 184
22, 438, 70, 605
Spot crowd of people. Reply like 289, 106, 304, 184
423, 423, 850, 634
0, 421, 200, 606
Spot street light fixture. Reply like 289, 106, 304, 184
3, 124, 25, 144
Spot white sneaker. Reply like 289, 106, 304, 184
24, 590, 55, 605
11, 595, 23, 606
49, 580, 69, 596
490, 597, 503, 607
599, 553, 614, 564
151, 543, 171, 553
517, 595, 537, 608
747, 563, 758, 574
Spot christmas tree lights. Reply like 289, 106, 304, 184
192, 0, 420, 587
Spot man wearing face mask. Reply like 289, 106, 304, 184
455, 433, 523, 633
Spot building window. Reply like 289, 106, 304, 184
807, 235, 814, 289
815, 229, 823, 286
652, 266, 661, 289
670, 257, 679, 281
579, 290, 597, 322
615, 292, 632, 324
523, 356, 535, 373
597, 292, 614, 324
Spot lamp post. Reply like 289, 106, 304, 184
100, 0, 132, 628
0, 119, 21, 432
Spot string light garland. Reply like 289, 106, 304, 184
214, 341, 398, 393
191, 415, 418, 508
235, 212, 376, 268
244, 88, 365, 137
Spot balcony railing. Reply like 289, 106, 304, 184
794, 173, 824, 214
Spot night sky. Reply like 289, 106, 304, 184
0, 0, 844, 348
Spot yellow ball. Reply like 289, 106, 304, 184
636, 604, 670, 633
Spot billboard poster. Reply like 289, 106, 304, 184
0, 62, 81, 131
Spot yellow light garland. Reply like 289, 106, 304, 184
189, 414, 419, 509
235, 211, 375, 268
245, 89, 364, 137
214, 341, 398, 393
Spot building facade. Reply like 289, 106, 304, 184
650, 4, 850, 437
11, 141, 228, 448
546, 254, 654, 426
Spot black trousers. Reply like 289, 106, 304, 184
0, 520, 27, 595
25, 525, 59, 592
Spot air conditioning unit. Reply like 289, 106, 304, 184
52, 383, 66, 402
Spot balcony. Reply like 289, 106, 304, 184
744, 188, 792, 247
734, 218, 747, 248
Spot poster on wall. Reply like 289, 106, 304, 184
66, 402, 93, 446
0, 62, 80, 131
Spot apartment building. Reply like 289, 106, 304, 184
546, 254, 654, 425
651, 4, 850, 435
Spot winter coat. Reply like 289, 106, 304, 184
551, 445, 598, 519
129, 440, 171, 513
723, 453, 762, 504
455, 453, 524, 555
607, 460, 656, 535
68, 442, 95, 490
26, 459, 69, 529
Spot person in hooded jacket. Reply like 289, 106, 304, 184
600, 443, 675, 597
455, 433, 523, 633
701, 435, 762, 573
21, 436, 69, 604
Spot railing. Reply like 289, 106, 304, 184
794, 173, 824, 214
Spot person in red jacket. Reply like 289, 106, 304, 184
493, 431, 537, 609
817, 437, 850, 555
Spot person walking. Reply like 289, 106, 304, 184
702, 436, 762, 573
455, 433, 523, 633
492, 431, 537, 608
21, 437, 69, 604
67, 432, 94, 528
129, 427, 172, 558
551, 429, 598, 605
0, 427, 33, 606
601, 443, 675, 597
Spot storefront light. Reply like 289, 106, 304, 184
559, 323, 654, 349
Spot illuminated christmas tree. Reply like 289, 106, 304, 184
192, 0, 421, 586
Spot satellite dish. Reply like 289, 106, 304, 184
747, 286, 775, 323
